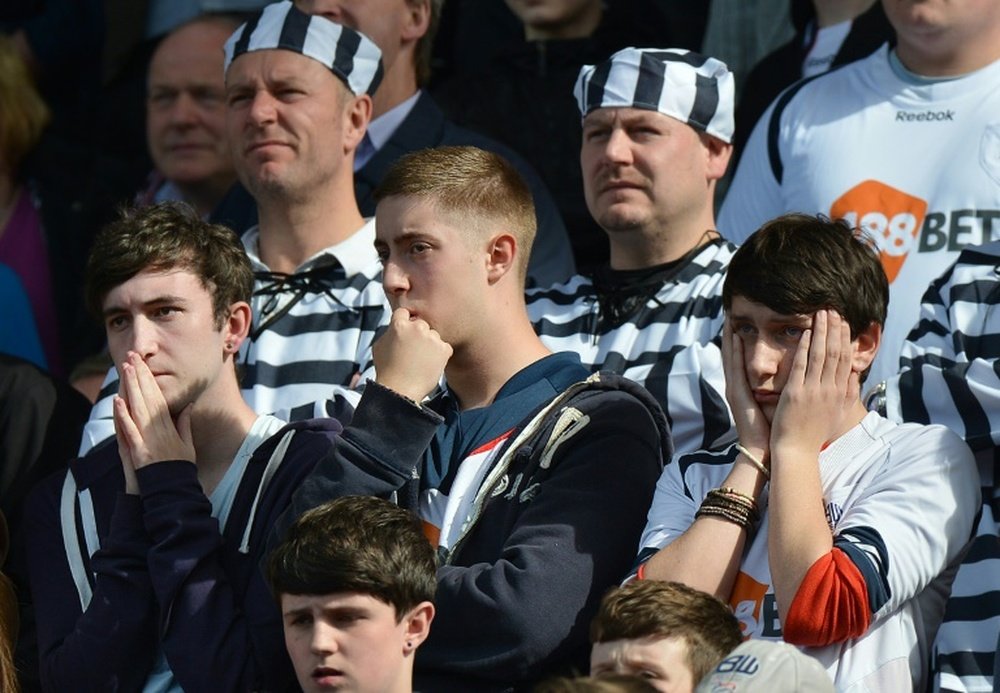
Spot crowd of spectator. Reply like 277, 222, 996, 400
2, 0, 999, 691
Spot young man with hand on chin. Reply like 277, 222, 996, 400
634, 214, 979, 692
23, 202, 342, 692
282, 145, 669, 691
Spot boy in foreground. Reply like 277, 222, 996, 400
590, 580, 741, 693
635, 214, 979, 690
268, 495, 436, 693
24, 203, 341, 690
284, 145, 669, 690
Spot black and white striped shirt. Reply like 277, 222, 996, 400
881, 241, 1000, 692
526, 238, 736, 455
79, 220, 388, 455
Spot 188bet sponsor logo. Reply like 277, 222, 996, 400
830, 180, 1000, 282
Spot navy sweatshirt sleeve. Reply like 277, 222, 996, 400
275, 381, 442, 544
26, 485, 159, 692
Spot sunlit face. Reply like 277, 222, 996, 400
590, 636, 696, 693
102, 268, 235, 415
281, 592, 414, 693
581, 107, 713, 237
881, 0, 1000, 67
146, 20, 235, 194
375, 196, 488, 348
225, 50, 353, 199
727, 296, 814, 424
294, 0, 418, 71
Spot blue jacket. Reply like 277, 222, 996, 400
282, 364, 671, 691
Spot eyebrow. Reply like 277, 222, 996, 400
102, 295, 188, 319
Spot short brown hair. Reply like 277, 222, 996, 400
375, 145, 536, 281
0, 35, 50, 175
267, 496, 437, 620
590, 581, 742, 683
536, 674, 659, 693
722, 214, 889, 381
85, 202, 253, 326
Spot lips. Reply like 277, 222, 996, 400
753, 389, 779, 405
246, 140, 290, 154
311, 666, 345, 688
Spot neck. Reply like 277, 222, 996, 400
371, 58, 419, 119
827, 398, 869, 446
524, 4, 602, 40
175, 177, 236, 219
444, 306, 551, 411
187, 371, 259, 493
813, 0, 874, 28
609, 219, 719, 271
255, 184, 365, 273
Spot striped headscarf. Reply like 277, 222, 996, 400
575, 47, 734, 143
224, 1, 383, 96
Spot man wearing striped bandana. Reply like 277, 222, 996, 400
527, 47, 738, 456
76, 2, 390, 456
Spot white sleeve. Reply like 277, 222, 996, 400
719, 100, 786, 244
832, 425, 979, 621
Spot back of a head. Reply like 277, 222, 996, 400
0, 509, 18, 693
591, 580, 742, 683
695, 640, 834, 693
722, 213, 889, 340
375, 145, 537, 280
267, 495, 436, 614
85, 202, 254, 326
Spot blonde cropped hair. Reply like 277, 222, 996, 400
375, 145, 536, 281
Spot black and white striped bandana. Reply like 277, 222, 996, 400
223, 1, 383, 96
575, 47, 734, 143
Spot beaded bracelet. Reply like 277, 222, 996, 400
696, 487, 760, 530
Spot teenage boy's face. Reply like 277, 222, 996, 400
727, 296, 816, 424
375, 195, 488, 348
590, 635, 696, 693
281, 592, 414, 693
102, 268, 234, 415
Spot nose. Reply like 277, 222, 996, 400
743, 337, 782, 385
603, 128, 633, 166
310, 622, 337, 656
381, 259, 409, 297
247, 91, 277, 127
168, 92, 199, 128
129, 317, 159, 361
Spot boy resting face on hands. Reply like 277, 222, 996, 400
634, 214, 979, 691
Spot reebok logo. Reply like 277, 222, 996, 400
896, 109, 955, 122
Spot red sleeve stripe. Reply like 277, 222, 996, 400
782, 548, 871, 647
